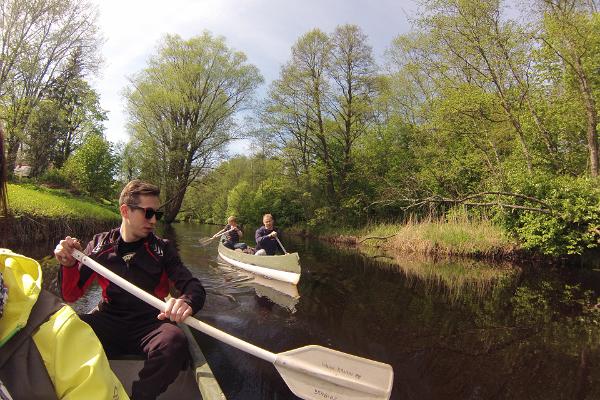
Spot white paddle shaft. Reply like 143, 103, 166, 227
71, 249, 277, 363
275, 236, 287, 254
71, 249, 393, 400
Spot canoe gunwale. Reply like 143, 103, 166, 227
217, 242, 301, 284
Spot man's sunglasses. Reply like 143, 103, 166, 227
127, 204, 164, 221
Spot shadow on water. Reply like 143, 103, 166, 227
19, 222, 600, 399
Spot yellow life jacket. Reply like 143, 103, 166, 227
0, 249, 129, 399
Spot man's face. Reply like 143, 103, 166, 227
263, 216, 274, 230
122, 195, 161, 240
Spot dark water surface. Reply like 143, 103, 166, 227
15, 222, 600, 399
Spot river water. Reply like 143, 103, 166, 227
17, 222, 600, 399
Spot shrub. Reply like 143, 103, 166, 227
498, 174, 600, 255
37, 169, 71, 188
62, 134, 118, 198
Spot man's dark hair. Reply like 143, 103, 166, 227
119, 180, 160, 206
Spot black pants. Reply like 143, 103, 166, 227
223, 240, 247, 250
80, 311, 189, 400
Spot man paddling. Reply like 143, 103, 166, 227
255, 213, 284, 255
54, 180, 206, 400
213, 215, 247, 250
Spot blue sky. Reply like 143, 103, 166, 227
89, 0, 418, 153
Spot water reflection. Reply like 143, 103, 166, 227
215, 263, 300, 313
22, 222, 600, 399
358, 246, 520, 303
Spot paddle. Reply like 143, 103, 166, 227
71, 249, 393, 400
198, 227, 237, 246
275, 236, 288, 254
197, 236, 216, 246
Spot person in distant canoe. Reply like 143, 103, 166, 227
213, 216, 247, 250
255, 213, 284, 256
0, 124, 129, 399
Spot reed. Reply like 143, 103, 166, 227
361, 214, 516, 258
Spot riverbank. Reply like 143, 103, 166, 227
287, 215, 553, 264
0, 183, 120, 248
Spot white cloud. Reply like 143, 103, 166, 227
89, 0, 417, 153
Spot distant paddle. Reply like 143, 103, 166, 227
198, 236, 216, 246
275, 237, 288, 254
71, 249, 394, 400
199, 227, 236, 247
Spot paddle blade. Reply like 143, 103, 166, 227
198, 237, 215, 246
274, 345, 393, 400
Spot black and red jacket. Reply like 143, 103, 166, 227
59, 228, 205, 320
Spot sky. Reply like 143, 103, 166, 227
89, 0, 418, 153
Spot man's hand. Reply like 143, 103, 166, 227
158, 297, 192, 322
54, 236, 82, 267
268, 231, 278, 238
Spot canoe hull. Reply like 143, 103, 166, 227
111, 324, 225, 400
217, 242, 301, 284
110, 359, 201, 400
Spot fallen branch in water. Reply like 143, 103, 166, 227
358, 234, 398, 243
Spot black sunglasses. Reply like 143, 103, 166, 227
127, 204, 164, 221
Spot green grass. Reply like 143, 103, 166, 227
361, 215, 516, 257
7, 183, 119, 220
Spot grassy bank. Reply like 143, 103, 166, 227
7, 183, 118, 219
361, 216, 517, 258
290, 214, 519, 259
1, 183, 120, 248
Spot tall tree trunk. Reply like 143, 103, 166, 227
163, 180, 187, 223
575, 61, 599, 177
5, 135, 20, 174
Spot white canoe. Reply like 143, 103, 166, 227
110, 324, 225, 400
217, 242, 301, 284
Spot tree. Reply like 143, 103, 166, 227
23, 51, 106, 177
62, 134, 117, 197
261, 29, 333, 202
125, 32, 263, 222
0, 0, 102, 172
327, 24, 378, 197
536, 0, 600, 176
46, 49, 107, 169
25, 99, 66, 177
415, 0, 536, 174
261, 25, 378, 214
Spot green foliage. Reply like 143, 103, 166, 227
252, 179, 304, 227
37, 168, 71, 188
187, 6, 600, 261
124, 32, 263, 222
226, 181, 255, 225
499, 174, 600, 255
511, 281, 600, 326
307, 206, 336, 230
62, 134, 118, 198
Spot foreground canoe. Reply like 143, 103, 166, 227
109, 324, 226, 400
217, 242, 301, 284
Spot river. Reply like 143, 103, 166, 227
16, 222, 600, 399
